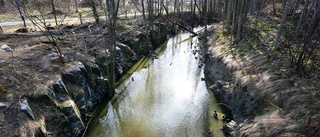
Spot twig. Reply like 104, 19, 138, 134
162, 4, 198, 36
81, 112, 96, 137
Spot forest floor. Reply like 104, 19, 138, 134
0, 12, 200, 136
0, 16, 148, 136
206, 14, 320, 135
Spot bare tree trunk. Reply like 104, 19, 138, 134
0, 0, 4, 7
142, 0, 146, 19
306, 0, 316, 19
226, 0, 232, 27
204, 0, 208, 43
232, 0, 237, 32
192, 0, 197, 27
106, 0, 120, 96
51, 0, 58, 26
190, 0, 193, 18
282, 0, 286, 11
296, 2, 319, 71
252, 0, 256, 14
296, 0, 309, 33
181, 0, 184, 15
231, 0, 238, 42
275, 0, 290, 50
174, 0, 177, 13
89, 0, 100, 24
236, 0, 245, 39
75, 0, 78, 13
14, 0, 26, 28
272, 0, 277, 15
100, 0, 104, 10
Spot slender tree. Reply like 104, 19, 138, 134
272, 0, 277, 15
106, 0, 120, 96
51, 0, 58, 26
226, 0, 233, 28
192, 0, 197, 27
295, 1, 319, 71
236, 0, 246, 39
14, 0, 26, 28
0, 0, 4, 7
75, 0, 78, 13
275, 0, 290, 50
89, 0, 100, 24
296, 0, 310, 33
203, 0, 208, 43
141, 0, 146, 19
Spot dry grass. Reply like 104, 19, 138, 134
207, 22, 320, 136
0, 24, 94, 136
0, 17, 147, 136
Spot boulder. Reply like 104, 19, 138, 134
116, 42, 137, 60
1, 44, 13, 53
52, 79, 69, 94
20, 99, 35, 120
15, 28, 28, 33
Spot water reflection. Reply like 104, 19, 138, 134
89, 32, 225, 137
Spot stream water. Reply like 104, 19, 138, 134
86, 31, 227, 137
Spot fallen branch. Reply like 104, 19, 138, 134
196, 4, 203, 16
162, 4, 198, 36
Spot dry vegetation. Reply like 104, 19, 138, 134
207, 3, 320, 134
0, 16, 142, 136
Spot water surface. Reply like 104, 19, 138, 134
87, 32, 226, 137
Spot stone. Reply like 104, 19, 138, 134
0, 102, 8, 110
52, 79, 69, 94
117, 42, 136, 59
62, 64, 87, 86
223, 120, 237, 133
22, 44, 29, 49
15, 28, 28, 33
20, 99, 35, 120
1, 44, 13, 53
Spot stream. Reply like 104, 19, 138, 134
86, 31, 227, 137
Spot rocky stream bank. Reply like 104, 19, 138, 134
0, 17, 183, 136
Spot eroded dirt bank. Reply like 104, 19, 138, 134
204, 24, 320, 136
0, 13, 206, 137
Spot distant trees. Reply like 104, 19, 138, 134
275, 0, 290, 50
88, 0, 100, 24
199, 0, 319, 72
106, 0, 120, 96
0, 0, 316, 73
50, 0, 58, 26
0, 0, 4, 7
287, 0, 320, 71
